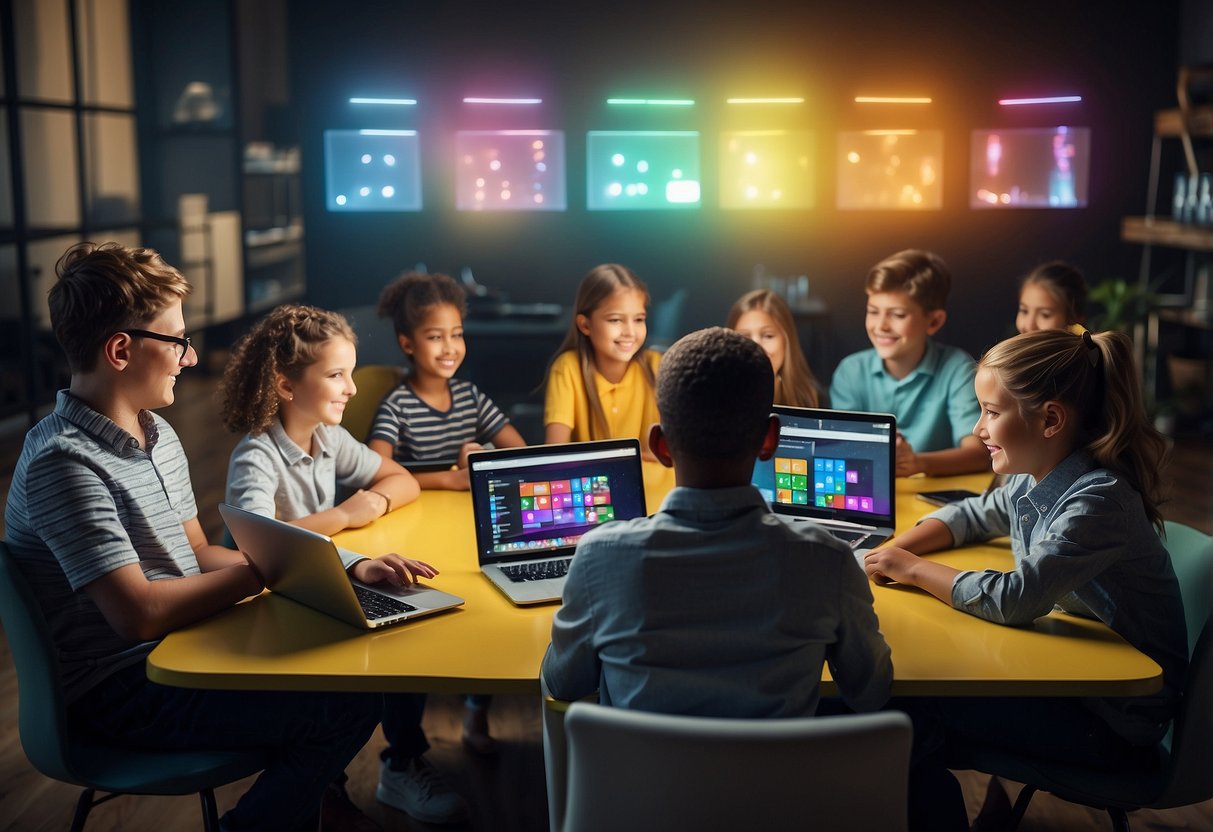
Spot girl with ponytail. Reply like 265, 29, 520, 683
862, 327, 1189, 832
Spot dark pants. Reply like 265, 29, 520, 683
897, 696, 1158, 832
380, 693, 429, 768
71, 662, 381, 831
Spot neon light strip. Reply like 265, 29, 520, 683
359, 129, 418, 136
854, 96, 933, 104
349, 97, 416, 106
729, 130, 790, 136
462, 97, 543, 105
458, 129, 555, 136
861, 129, 919, 136
588, 130, 699, 136
725, 97, 804, 105
606, 98, 695, 106
998, 95, 1083, 106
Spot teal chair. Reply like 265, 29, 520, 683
0, 543, 267, 831
968, 521, 1213, 832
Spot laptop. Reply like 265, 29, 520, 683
218, 503, 464, 629
751, 406, 897, 555
468, 439, 648, 605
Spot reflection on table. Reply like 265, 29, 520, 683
147, 466, 1161, 697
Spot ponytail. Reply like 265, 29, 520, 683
979, 328, 1168, 533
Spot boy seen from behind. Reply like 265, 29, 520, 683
542, 328, 892, 717
830, 249, 989, 477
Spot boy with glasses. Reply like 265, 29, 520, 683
3, 242, 381, 831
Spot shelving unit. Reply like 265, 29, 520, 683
1120, 66, 1213, 416
131, 0, 304, 333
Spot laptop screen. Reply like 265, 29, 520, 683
468, 439, 647, 565
752, 407, 896, 527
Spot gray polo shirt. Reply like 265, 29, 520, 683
4, 391, 201, 703
225, 419, 383, 568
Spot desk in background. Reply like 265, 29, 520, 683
147, 468, 1161, 698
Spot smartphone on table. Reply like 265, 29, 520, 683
916, 489, 981, 507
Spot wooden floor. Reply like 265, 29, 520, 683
0, 370, 1210, 831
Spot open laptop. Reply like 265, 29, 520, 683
468, 439, 648, 605
751, 406, 897, 555
218, 503, 464, 629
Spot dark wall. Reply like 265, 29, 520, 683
289, 0, 1181, 374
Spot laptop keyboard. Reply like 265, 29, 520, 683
500, 558, 572, 582
353, 584, 417, 619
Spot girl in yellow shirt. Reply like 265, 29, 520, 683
543, 264, 661, 453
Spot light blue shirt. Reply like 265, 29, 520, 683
931, 450, 1188, 745
830, 339, 979, 452
226, 419, 383, 568
4, 391, 200, 702
542, 485, 892, 717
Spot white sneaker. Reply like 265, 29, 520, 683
375, 757, 469, 824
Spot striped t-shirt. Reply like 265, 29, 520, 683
3, 391, 201, 703
369, 378, 509, 463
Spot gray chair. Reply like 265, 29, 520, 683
0, 542, 267, 832
968, 520, 1213, 832
560, 702, 911, 832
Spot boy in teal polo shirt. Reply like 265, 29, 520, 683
830, 249, 989, 477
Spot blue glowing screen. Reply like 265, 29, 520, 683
586, 131, 701, 210
324, 129, 422, 212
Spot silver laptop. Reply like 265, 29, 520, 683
219, 503, 464, 629
751, 407, 897, 555
468, 439, 648, 605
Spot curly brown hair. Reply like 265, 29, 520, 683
221, 304, 356, 435
377, 271, 467, 338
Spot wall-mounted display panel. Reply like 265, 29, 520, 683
719, 130, 815, 209
455, 130, 566, 211
324, 129, 422, 212
836, 130, 943, 210
587, 131, 700, 210
970, 126, 1090, 208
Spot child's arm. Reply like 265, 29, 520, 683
183, 516, 246, 571
896, 434, 991, 477
862, 517, 960, 603
84, 560, 263, 642
368, 437, 394, 459
489, 422, 526, 449
544, 422, 573, 445
862, 547, 961, 605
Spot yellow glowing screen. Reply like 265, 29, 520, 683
718, 130, 815, 209
836, 130, 943, 210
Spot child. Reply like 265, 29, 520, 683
830, 249, 988, 477
726, 288, 822, 407
220, 304, 468, 825
4, 242, 381, 831
368, 271, 523, 753
862, 327, 1188, 832
368, 271, 525, 491
543, 327, 892, 716
543, 264, 661, 452
1016, 260, 1088, 333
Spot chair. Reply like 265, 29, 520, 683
647, 288, 687, 352
968, 521, 1213, 832
0, 543, 267, 832
345, 364, 403, 442
559, 702, 911, 832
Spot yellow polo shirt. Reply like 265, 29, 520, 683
544, 349, 662, 445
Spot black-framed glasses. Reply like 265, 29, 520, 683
123, 329, 192, 360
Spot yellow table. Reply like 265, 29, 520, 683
147, 466, 1162, 697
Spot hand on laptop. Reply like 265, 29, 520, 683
350, 554, 439, 587
457, 442, 483, 470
